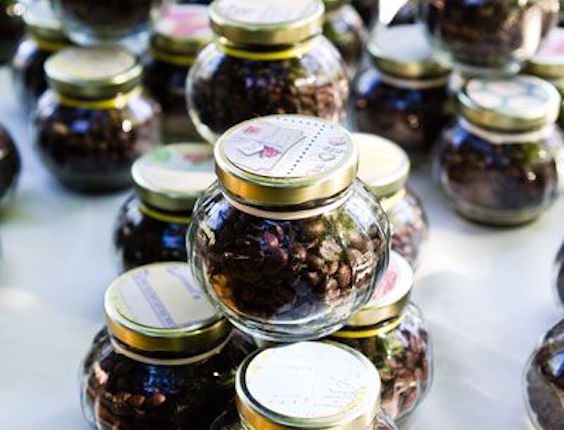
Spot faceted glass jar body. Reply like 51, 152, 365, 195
433, 120, 560, 225
187, 181, 390, 342
187, 38, 349, 143
0, 0, 23, 64
0, 125, 20, 207
80, 328, 256, 430
33, 89, 162, 192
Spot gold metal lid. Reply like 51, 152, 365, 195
215, 115, 357, 207
525, 28, 564, 91
368, 24, 451, 79
24, 0, 67, 42
132, 144, 216, 212
236, 341, 381, 430
45, 47, 143, 99
152, 4, 213, 57
354, 133, 410, 198
459, 75, 562, 132
209, 0, 325, 46
105, 262, 229, 355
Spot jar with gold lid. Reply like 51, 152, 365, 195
330, 251, 432, 421
211, 341, 397, 430
0, 0, 24, 64
187, 0, 349, 144
114, 143, 215, 272
187, 115, 390, 341
80, 262, 256, 430
33, 47, 162, 192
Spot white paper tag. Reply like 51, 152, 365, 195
366, 251, 413, 309
156, 4, 212, 40
216, 0, 319, 24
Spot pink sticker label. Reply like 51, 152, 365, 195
536, 28, 564, 58
367, 252, 412, 308
156, 4, 212, 39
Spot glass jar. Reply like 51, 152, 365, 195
0, 0, 24, 64
80, 262, 256, 430
541, 0, 560, 38
187, 115, 390, 342
433, 76, 562, 225
0, 125, 20, 208
355, 133, 428, 268
144, 4, 212, 143
523, 319, 564, 430
352, 24, 453, 161
555, 242, 564, 305
12, 0, 70, 114
330, 251, 432, 421
114, 143, 215, 272
34, 47, 162, 192
420, 0, 544, 74
323, 0, 365, 78
187, 0, 349, 144
210, 341, 398, 430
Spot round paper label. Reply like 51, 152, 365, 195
215, 0, 320, 25
372, 23, 435, 63
26, 0, 61, 31
535, 28, 564, 62
48, 48, 136, 81
366, 251, 413, 309
156, 4, 212, 40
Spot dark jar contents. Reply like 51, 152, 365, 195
187, 115, 390, 342
144, 4, 212, 143
523, 319, 564, 430
352, 0, 378, 26
355, 133, 429, 268
331, 252, 432, 420
114, 144, 215, 272
0, 0, 24, 64
80, 262, 257, 430
34, 47, 162, 193
12, 0, 70, 114
433, 76, 562, 226
187, 0, 349, 143
352, 24, 453, 161
0, 125, 21, 207
555, 242, 564, 305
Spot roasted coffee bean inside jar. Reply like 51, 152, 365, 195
34, 47, 162, 192
0, 0, 24, 64
144, 4, 212, 143
187, 115, 390, 342
211, 341, 398, 430
0, 125, 20, 208
80, 262, 256, 430
351, 24, 453, 161
331, 251, 432, 421
187, 0, 349, 143
114, 143, 215, 273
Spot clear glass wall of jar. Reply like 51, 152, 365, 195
187, 0, 349, 144
114, 144, 215, 272
351, 24, 453, 161
0, 125, 20, 208
187, 115, 390, 342
210, 341, 398, 430
33, 47, 162, 193
0, 0, 24, 64
330, 251, 432, 421
434, 76, 562, 226
555, 242, 564, 305
80, 262, 256, 430
144, 4, 212, 143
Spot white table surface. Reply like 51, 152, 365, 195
0, 66, 562, 430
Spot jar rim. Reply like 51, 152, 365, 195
24, 0, 68, 43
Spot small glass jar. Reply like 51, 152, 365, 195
555, 242, 564, 305
523, 319, 564, 430
355, 133, 428, 268
420, 0, 544, 74
187, 115, 390, 342
0, 0, 24, 64
12, 0, 70, 114
187, 0, 349, 143
330, 251, 432, 421
352, 24, 453, 161
210, 341, 398, 430
114, 143, 215, 272
0, 125, 20, 208
323, 0, 365, 78
34, 47, 162, 192
434, 76, 562, 225
80, 262, 256, 430
144, 4, 212, 143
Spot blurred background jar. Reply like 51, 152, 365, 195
352, 0, 377, 26
0, 0, 24, 64
540, 0, 560, 38
114, 144, 215, 273
0, 125, 20, 208
555, 241, 564, 304
144, 3, 212, 143
34, 47, 162, 192
355, 133, 428, 269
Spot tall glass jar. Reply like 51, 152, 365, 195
114, 143, 215, 272
330, 251, 432, 421
144, 4, 212, 143
211, 341, 398, 430
34, 47, 162, 192
12, 0, 70, 114
355, 133, 428, 268
0, 125, 20, 208
80, 262, 256, 430
187, 0, 349, 144
0, 0, 24, 64
351, 24, 453, 161
433, 76, 562, 225
187, 115, 390, 342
